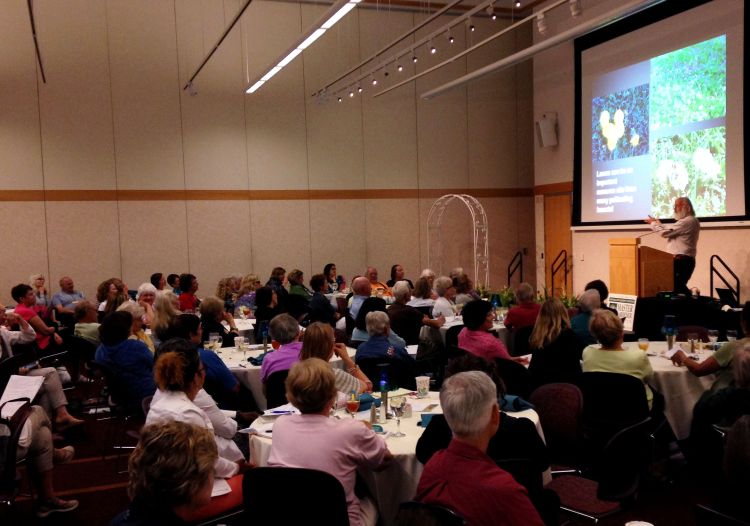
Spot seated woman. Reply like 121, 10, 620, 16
94, 311, 155, 413
0, 310, 83, 430
324, 263, 346, 293
265, 267, 288, 309
288, 269, 313, 300
453, 272, 479, 306
117, 302, 155, 354
351, 297, 406, 347
135, 283, 157, 327
17, 404, 79, 518
96, 278, 131, 318
301, 322, 371, 394
407, 277, 435, 313
671, 301, 750, 392
111, 421, 217, 525
528, 298, 584, 388
214, 277, 236, 314
504, 283, 541, 332
151, 290, 180, 345
355, 311, 415, 366
308, 274, 339, 326
178, 273, 200, 313
389, 281, 444, 346
432, 276, 457, 319
29, 273, 51, 318
260, 314, 302, 385
570, 289, 601, 346
149, 272, 167, 291
582, 309, 654, 408
386, 264, 413, 288
12, 283, 62, 353
458, 300, 512, 362
268, 359, 392, 526
73, 300, 101, 345
689, 343, 750, 477
199, 296, 240, 348
146, 339, 249, 518
235, 273, 261, 313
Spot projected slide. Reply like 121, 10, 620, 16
590, 36, 726, 221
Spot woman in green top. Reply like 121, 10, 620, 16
582, 309, 654, 408
671, 301, 750, 391
288, 269, 313, 300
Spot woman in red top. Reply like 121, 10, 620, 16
178, 273, 200, 313
12, 283, 62, 351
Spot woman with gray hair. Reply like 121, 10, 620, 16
354, 311, 416, 366
117, 301, 155, 354
135, 282, 157, 326
432, 276, 457, 319
415, 371, 544, 525
570, 288, 601, 345
259, 314, 302, 384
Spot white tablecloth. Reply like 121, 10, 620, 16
223, 345, 355, 411
247, 392, 545, 525
642, 341, 716, 440
438, 316, 508, 345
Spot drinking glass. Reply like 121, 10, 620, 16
638, 338, 649, 351
708, 330, 719, 350
727, 330, 738, 342
209, 333, 221, 351
346, 395, 360, 419
687, 332, 700, 352
390, 397, 407, 437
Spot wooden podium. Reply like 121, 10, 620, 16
608, 238, 674, 296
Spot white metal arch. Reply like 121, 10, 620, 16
427, 194, 489, 288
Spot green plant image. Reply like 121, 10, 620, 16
592, 84, 650, 162
650, 127, 726, 217
650, 35, 726, 131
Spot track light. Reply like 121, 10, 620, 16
429, 40, 436, 54
397, 63, 403, 72
357, 86, 363, 93
448, 33, 454, 44
467, 18, 475, 32
349, 90, 354, 97
515, 1, 521, 7
412, 55, 418, 63
486, 3, 496, 20
371, 75, 378, 86
337, 96, 342, 102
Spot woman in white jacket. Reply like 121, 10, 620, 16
146, 338, 251, 521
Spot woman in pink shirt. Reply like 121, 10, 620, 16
458, 300, 511, 362
12, 283, 61, 351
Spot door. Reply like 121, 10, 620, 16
544, 193, 573, 296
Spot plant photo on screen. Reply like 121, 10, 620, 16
651, 127, 726, 217
592, 84, 650, 162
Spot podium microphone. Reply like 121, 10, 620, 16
637, 229, 660, 239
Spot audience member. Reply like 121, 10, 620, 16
407, 277, 435, 313
415, 371, 544, 525
149, 272, 166, 291
268, 358, 392, 526
94, 311, 155, 413
504, 283, 541, 331
253, 286, 280, 328
582, 309, 654, 408
584, 279, 618, 315
178, 273, 200, 313
308, 273, 339, 325
12, 283, 62, 352
570, 289, 601, 346
348, 276, 372, 321
458, 300, 512, 362
324, 263, 346, 293
51, 276, 85, 316
355, 311, 415, 366
432, 276, 457, 318
352, 297, 406, 347
389, 281, 444, 346
454, 272, 480, 305
111, 421, 217, 525
135, 282, 157, 325
117, 302, 155, 354
74, 300, 101, 345
151, 290, 181, 344
386, 264, 413, 288
199, 296, 239, 348
266, 267, 289, 309
288, 269, 313, 300
214, 277, 236, 314
528, 298, 584, 388
235, 273, 261, 312
167, 273, 181, 295
420, 268, 438, 299
97, 278, 131, 317
301, 322, 371, 393
366, 266, 391, 297
30, 273, 51, 314
260, 314, 301, 384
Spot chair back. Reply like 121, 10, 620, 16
141, 395, 153, 418
444, 325, 463, 350
68, 335, 98, 363
579, 372, 649, 442
243, 467, 349, 525
90, 360, 134, 413
510, 325, 533, 357
0, 399, 33, 502
396, 501, 466, 526
0, 356, 26, 394
356, 357, 417, 390
677, 325, 709, 343
723, 415, 750, 492
265, 369, 290, 409
529, 383, 585, 465
494, 358, 533, 399
595, 417, 653, 501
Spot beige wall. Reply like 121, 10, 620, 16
533, 0, 750, 298
0, 0, 536, 304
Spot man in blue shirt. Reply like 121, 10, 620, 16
51, 276, 85, 316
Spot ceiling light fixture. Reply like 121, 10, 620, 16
246, 0, 362, 94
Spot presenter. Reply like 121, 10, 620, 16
644, 197, 700, 295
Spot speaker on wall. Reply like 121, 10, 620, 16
536, 112, 558, 148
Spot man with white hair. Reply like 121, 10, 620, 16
645, 196, 700, 295
570, 289, 601, 346
415, 371, 543, 525
388, 281, 444, 346
354, 311, 414, 365
504, 282, 541, 332
348, 276, 373, 321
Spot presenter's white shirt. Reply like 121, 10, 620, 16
651, 215, 699, 258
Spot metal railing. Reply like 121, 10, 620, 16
507, 250, 523, 287
550, 249, 568, 294
710, 255, 740, 305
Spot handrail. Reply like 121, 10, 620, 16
550, 249, 568, 295
507, 250, 523, 287
710, 255, 740, 305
